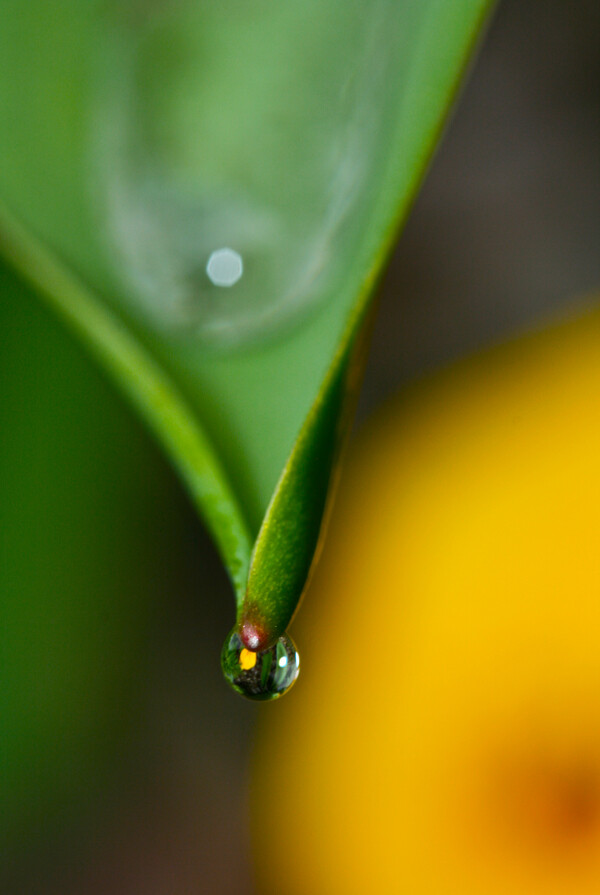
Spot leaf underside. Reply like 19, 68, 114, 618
0, 0, 493, 634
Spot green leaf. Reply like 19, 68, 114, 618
0, 260, 175, 847
0, 1, 493, 643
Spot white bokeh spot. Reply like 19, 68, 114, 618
206, 247, 244, 287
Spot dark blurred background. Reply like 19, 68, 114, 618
1, 1, 598, 893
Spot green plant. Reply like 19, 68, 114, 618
0, 1, 493, 699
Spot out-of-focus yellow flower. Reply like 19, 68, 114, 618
252, 308, 600, 895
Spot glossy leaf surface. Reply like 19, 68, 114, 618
0, 1, 492, 633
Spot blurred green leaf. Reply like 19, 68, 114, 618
0, 1, 492, 637
0, 259, 179, 864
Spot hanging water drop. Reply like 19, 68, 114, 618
221, 628, 300, 701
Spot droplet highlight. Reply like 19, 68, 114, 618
221, 628, 300, 701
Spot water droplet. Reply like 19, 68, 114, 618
221, 628, 300, 701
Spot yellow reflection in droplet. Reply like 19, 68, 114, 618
240, 648, 257, 671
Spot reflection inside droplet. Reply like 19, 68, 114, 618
221, 628, 300, 701
206, 247, 243, 287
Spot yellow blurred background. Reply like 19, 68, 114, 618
253, 308, 600, 895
